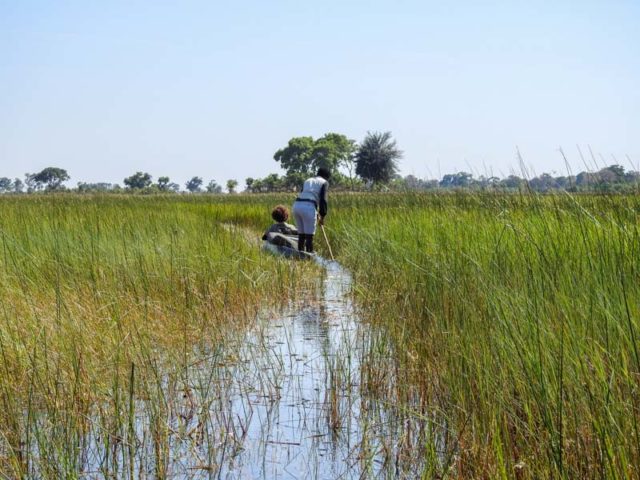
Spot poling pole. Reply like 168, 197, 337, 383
320, 224, 335, 261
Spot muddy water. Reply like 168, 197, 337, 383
75, 260, 435, 478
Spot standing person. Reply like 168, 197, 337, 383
292, 167, 330, 253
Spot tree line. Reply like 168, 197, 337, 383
1, 133, 637, 194
397, 164, 640, 193
0, 169, 237, 194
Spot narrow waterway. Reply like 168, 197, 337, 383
164, 259, 432, 479
219, 260, 361, 477
214, 259, 371, 478
75, 260, 435, 478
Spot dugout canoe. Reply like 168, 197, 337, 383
262, 232, 316, 260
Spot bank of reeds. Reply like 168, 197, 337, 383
331, 192, 640, 478
3, 192, 639, 478
0, 195, 318, 478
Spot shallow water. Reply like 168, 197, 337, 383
28, 260, 437, 478
152, 260, 433, 479
217, 260, 362, 478
210, 260, 372, 479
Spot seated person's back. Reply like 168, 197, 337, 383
262, 205, 298, 248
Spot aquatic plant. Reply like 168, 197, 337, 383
332, 191, 640, 478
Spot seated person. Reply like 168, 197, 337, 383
262, 205, 298, 248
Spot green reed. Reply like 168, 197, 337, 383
3, 191, 638, 478
0, 194, 317, 478
330, 191, 640, 479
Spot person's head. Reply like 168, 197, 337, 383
316, 167, 331, 181
271, 205, 289, 223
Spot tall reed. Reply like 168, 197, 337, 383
331, 191, 640, 478
0, 194, 318, 478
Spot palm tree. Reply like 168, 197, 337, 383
355, 131, 402, 184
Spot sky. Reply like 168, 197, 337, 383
1, 0, 639, 187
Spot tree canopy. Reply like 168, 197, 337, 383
8, 132, 639, 195
4, 159, 640, 195
226, 179, 238, 194
355, 132, 402, 184
124, 172, 152, 190
274, 133, 357, 179
274, 136, 316, 176
185, 176, 203, 193
206, 180, 222, 193
28, 167, 70, 191
157, 176, 171, 191
0, 177, 12, 193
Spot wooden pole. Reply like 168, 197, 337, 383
320, 224, 335, 261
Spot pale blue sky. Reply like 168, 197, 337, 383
1, 0, 638, 186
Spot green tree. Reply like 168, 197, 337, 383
313, 133, 357, 173
283, 172, 305, 191
12, 178, 24, 193
266, 173, 285, 192
355, 132, 402, 184
226, 179, 238, 194
500, 175, 525, 190
273, 133, 357, 180
24, 173, 40, 192
274, 136, 316, 176
185, 176, 203, 193
248, 179, 263, 192
597, 165, 625, 184
30, 167, 70, 191
157, 176, 171, 191
124, 172, 152, 190
0, 177, 12, 193
440, 172, 474, 188
77, 182, 116, 193
206, 180, 222, 193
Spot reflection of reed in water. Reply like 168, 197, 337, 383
50, 261, 443, 479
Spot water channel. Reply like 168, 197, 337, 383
76, 259, 436, 478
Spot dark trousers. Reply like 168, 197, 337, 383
297, 234, 314, 253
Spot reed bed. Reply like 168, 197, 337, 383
330, 192, 640, 479
0, 195, 319, 478
2, 192, 638, 478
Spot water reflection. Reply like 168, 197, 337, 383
67, 261, 438, 478
214, 260, 360, 479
